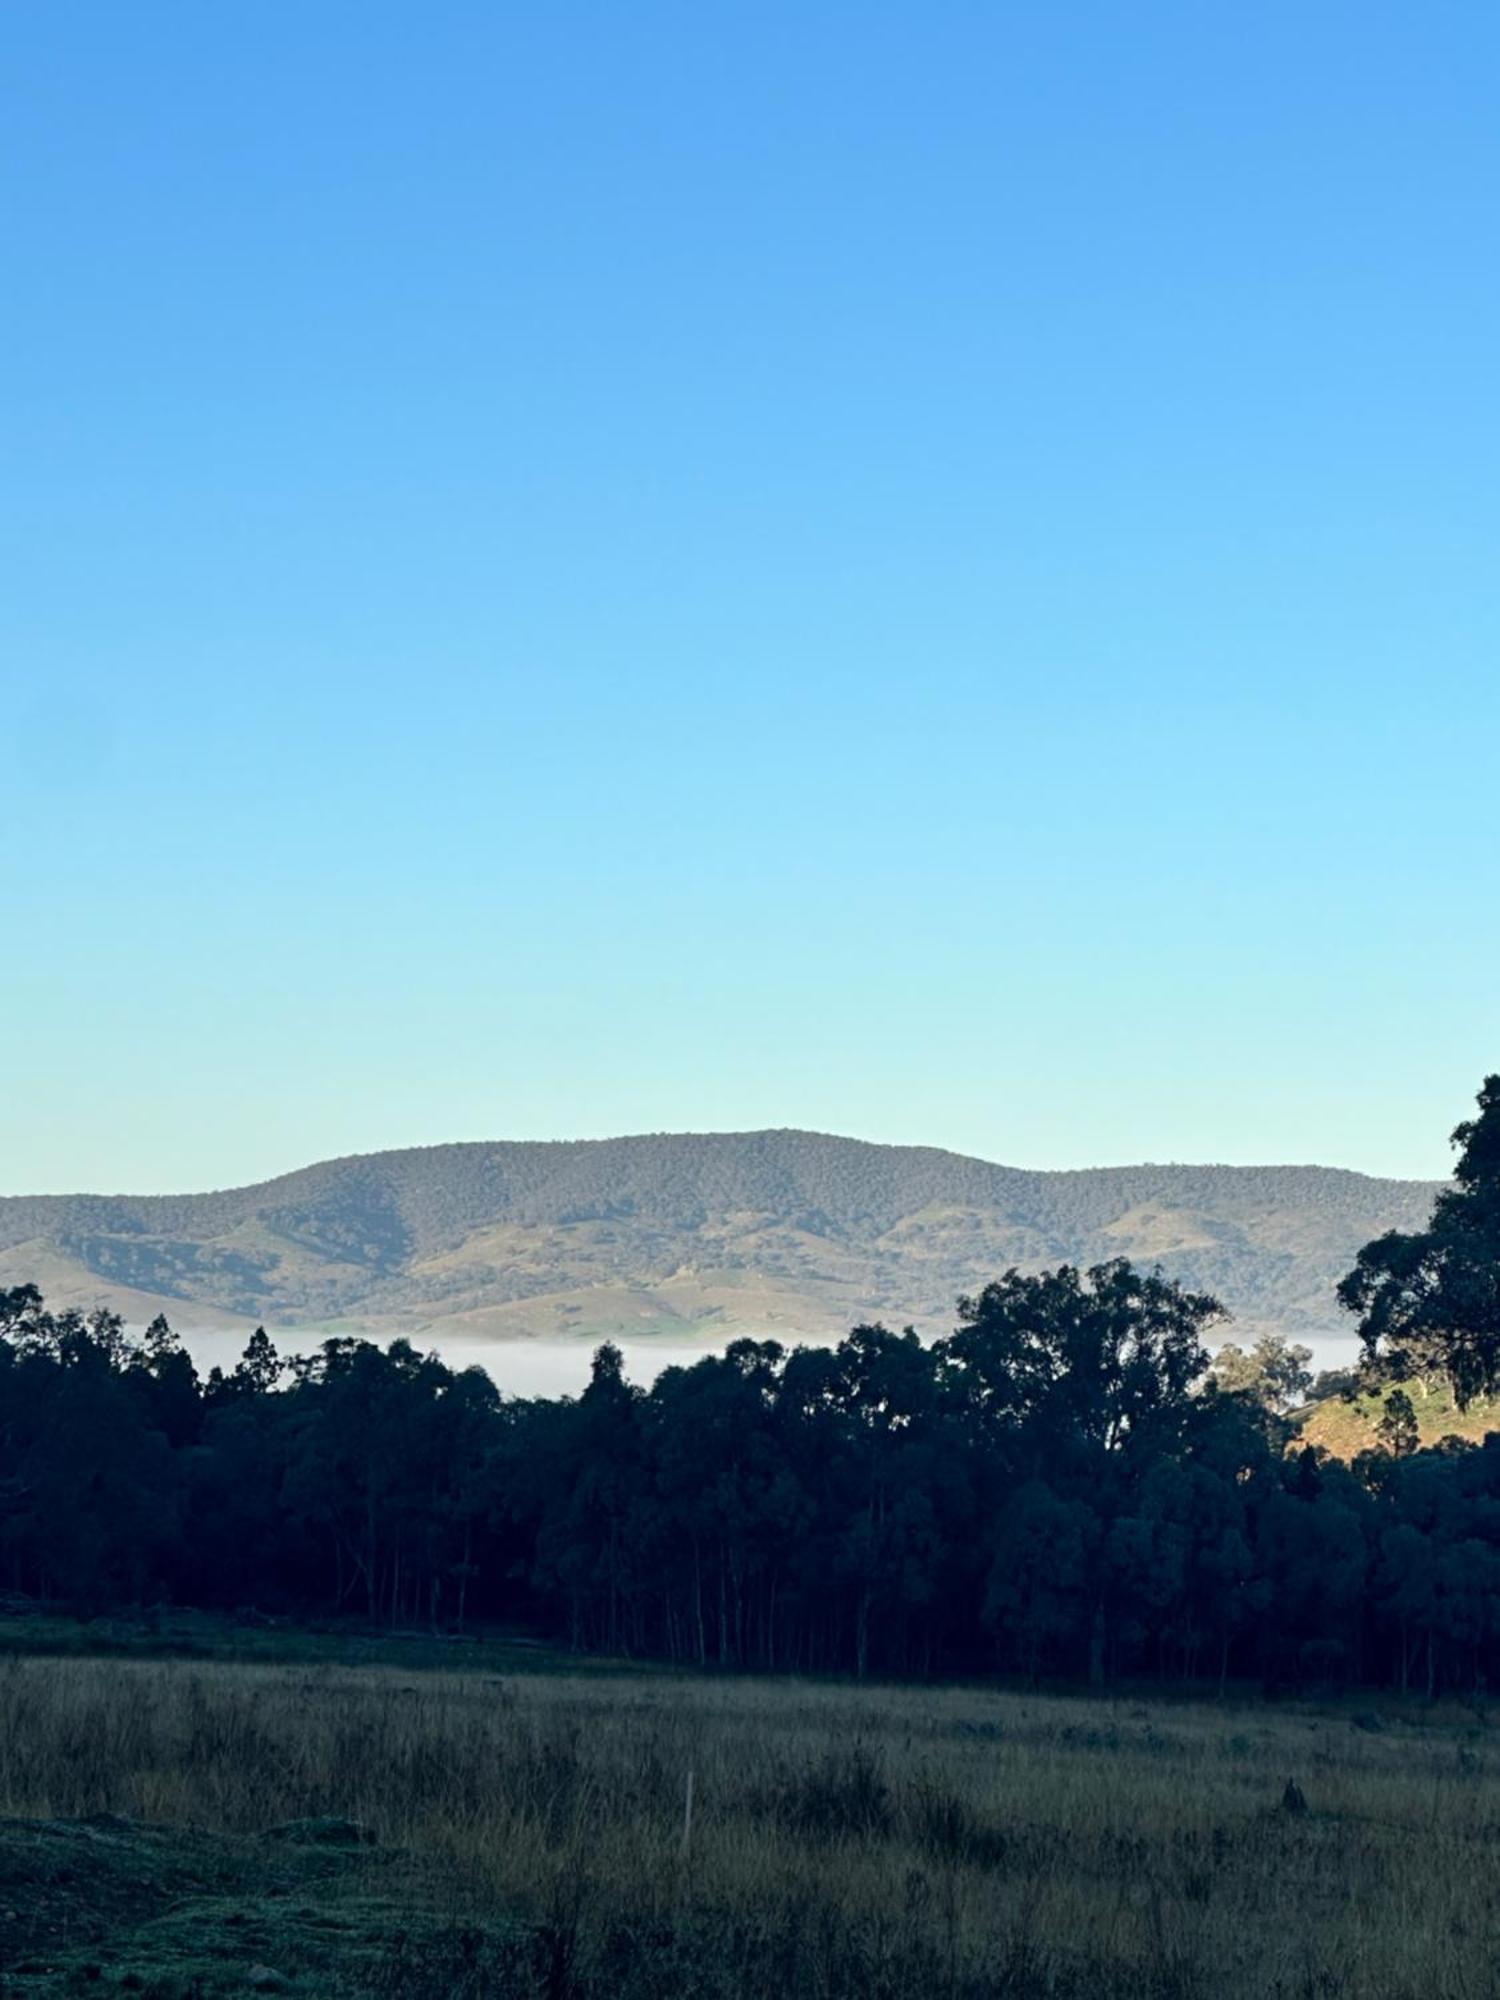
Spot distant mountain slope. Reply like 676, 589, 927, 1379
0, 1130, 1441, 1346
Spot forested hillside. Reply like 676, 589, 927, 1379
0, 1130, 1440, 1344
5, 1081, 1496, 1692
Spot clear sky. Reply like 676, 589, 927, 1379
4, 3, 1497, 1195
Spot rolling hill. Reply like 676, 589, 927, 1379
1297, 1379, 1500, 1458
0, 1130, 1442, 1350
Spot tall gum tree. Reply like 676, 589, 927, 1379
1340, 1075, 1500, 1408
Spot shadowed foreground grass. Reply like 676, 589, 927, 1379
0, 1654, 1497, 1996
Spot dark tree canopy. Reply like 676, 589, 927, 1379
938, 1260, 1222, 1450
1375, 1389, 1420, 1460
1340, 1075, 1500, 1407
5, 1209, 1500, 1697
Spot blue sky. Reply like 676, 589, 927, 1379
4, 3, 1497, 1193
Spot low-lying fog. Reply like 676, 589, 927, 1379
175, 1329, 735, 1396
173, 1327, 1362, 1398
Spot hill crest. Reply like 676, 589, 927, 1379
0, 1128, 1442, 1349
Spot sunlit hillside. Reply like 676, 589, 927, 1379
1299, 1381, 1500, 1457
0, 1130, 1439, 1345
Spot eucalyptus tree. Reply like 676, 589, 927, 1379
1340, 1075, 1500, 1406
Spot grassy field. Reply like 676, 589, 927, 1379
1298, 1378, 1500, 1457
0, 1642, 1496, 1998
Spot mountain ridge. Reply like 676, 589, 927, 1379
0, 1129, 1443, 1348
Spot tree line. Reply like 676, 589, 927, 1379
2, 1077, 1498, 1695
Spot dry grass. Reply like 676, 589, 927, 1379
1298, 1378, 1500, 1456
1, 1654, 1497, 1996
